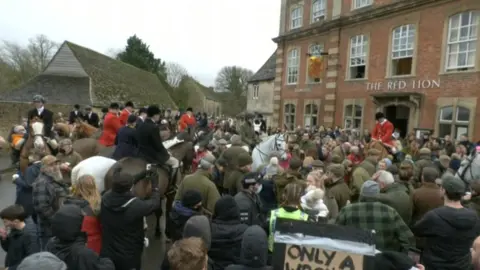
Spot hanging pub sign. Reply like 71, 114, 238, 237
272, 218, 376, 270
308, 55, 324, 82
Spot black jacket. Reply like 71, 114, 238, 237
225, 225, 271, 270
100, 190, 161, 270
166, 201, 201, 242
46, 204, 114, 270
69, 111, 84, 124
234, 191, 265, 228
112, 126, 138, 160
412, 206, 480, 270
82, 112, 100, 128
136, 118, 170, 164
0, 217, 39, 270
27, 108, 54, 138
209, 196, 248, 270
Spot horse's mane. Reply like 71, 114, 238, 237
77, 121, 98, 137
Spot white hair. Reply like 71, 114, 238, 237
375, 170, 395, 185
269, 157, 279, 165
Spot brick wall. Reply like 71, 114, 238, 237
0, 102, 72, 137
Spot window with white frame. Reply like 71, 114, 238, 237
304, 103, 318, 127
284, 103, 296, 130
312, 0, 326, 22
344, 104, 362, 129
438, 105, 471, 139
290, 7, 303, 30
252, 84, 259, 99
352, 0, 372, 10
446, 11, 478, 71
349, 35, 368, 79
287, 49, 299, 84
391, 24, 415, 76
307, 44, 324, 83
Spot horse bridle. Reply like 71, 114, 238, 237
254, 133, 287, 164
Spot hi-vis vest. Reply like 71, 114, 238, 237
268, 207, 308, 252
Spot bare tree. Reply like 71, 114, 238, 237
27, 34, 59, 71
214, 66, 253, 115
166, 62, 188, 87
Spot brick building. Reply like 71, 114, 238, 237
273, 0, 480, 139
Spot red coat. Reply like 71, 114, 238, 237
192, 150, 208, 172
178, 114, 196, 132
372, 120, 394, 146
118, 109, 131, 126
99, 112, 122, 146
82, 215, 102, 254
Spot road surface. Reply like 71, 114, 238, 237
0, 155, 167, 270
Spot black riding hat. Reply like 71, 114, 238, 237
375, 112, 385, 120
147, 105, 161, 117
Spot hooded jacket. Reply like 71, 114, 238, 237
45, 205, 114, 270
100, 190, 161, 270
167, 201, 202, 242
225, 225, 272, 270
0, 217, 39, 270
209, 196, 248, 269
413, 205, 480, 270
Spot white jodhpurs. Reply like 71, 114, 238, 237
165, 156, 179, 169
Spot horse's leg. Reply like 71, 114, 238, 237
154, 207, 162, 238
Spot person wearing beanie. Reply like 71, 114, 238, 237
412, 175, 479, 270
225, 152, 253, 196
226, 225, 271, 270
449, 157, 462, 174
273, 157, 306, 204
46, 205, 114, 270
209, 196, 248, 269
336, 180, 415, 252
325, 164, 351, 210
17, 252, 67, 270
234, 172, 266, 227
175, 153, 221, 213
112, 113, 139, 161
167, 189, 204, 242
100, 167, 161, 270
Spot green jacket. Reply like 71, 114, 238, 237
174, 170, 221, 213
273, 170, 306, 204
376, 182, 413, 226
240, 122, 256, 146
224, 169, 247, 196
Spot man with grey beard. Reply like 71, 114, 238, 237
32, 155, 69, 250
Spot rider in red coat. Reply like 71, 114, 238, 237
99, 103, 122, 147
178, 107, 196, 132
372, 112, 394, 147
118, 101, 134, 126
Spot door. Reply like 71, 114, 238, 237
384, 105, 410, 138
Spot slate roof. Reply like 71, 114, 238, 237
65, 41, 176, 108
248, 52, 276, 83
0, 75, 90, 105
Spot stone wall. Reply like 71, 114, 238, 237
0, 102, 72, 137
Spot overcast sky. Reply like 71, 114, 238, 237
0, 0, 280, 86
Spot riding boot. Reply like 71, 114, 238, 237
169, 167, 178, 187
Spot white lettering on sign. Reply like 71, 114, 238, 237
366, 79, 440, 91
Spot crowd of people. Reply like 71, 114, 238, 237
0, 96, 480, 270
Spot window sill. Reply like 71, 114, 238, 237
310, 16, 326, 25
286, 83, 298, 86
344, 78, 367, 82
439, 69, 478, 76
305, 81, 322, 85
385, 74, 416, 79
289, 26, 303, 31
351, 4, 373, 12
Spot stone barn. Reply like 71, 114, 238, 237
0, 41, 176, 137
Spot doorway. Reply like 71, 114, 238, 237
384, 105, 410, 138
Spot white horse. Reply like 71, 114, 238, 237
456, 149, 480, 185
251, 133, 288, 171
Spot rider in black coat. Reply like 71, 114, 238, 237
136, 105, 170, 165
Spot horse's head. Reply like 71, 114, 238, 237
456, 151, 480, 184
256, 133, 288, 160
30, 118, 46, 150
74, 121, 97, 138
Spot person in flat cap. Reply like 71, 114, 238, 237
412, 148, 434, 185
412, 176, 479, 270
175, 153, 221, 214
56, 138, 82, 183
273, 157, 306, 204
224, 152, 253, 196
325, 164, 350, 209
100, 167, 161, 270
311, 160, 325, 173
112, 114, 139, 161
167, 189, 204, 242
234, 172, 265, 227
336, 180, 415, 252
212, 138, 228, 159
349, 148, 381, 202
